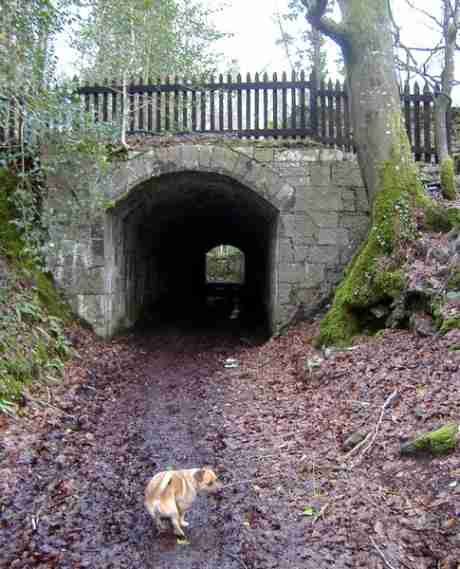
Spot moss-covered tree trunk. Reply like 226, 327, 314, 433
436, 0, 458, 200
302, 0, 428, 345
436, 96, 456, 201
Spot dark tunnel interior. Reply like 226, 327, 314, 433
109, 171, 280, 335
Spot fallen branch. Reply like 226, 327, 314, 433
221, 472, 285, 489
313, 501, 331, 524
0, 406, 18, 420
346, 390, 399, 466
23, 392, 75, 419
227, 552, 249, 569
370, 536, 398, 569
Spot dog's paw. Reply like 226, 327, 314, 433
176, 537, 190, 546
181, 521, 190, 527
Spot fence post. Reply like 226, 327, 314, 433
309, 68, 318, 138
300, 70, 306, 139
335, 79, 342, 146
129, 76, 135, 132
403, 82, 411, 148
138, 75, 144, 130
423, 82, 432, 162
413, 81, 421, 162
254, 72, 260, 139
210, 74, 216, 132
327, 78, 334, 145
237, 72, 243, 134
290, 70, 296, 137
245, 72, 251, 134
182, 76, 188, 132
272, 72, 278, 139
200, 75, 206, 132
156, 75, 162, 133
174, 75, 179, 132
111, 78, 118, 125
263, 72, 269, 132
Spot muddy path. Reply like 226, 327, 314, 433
70, 331, 238, 569
2, 317, 460, 569
2, 326, 251, 568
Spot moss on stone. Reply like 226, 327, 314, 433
317, 132, 421, 346
0, 166, 72, 405
447, 207, 460, 228
447, 265, 460, 291
0, 168, 25, 259
35, 271, 71, 321
431, 299, 444, 329
440, 316, 460, 334
422, 204, 452, 233
440, 157, 456, 201
400, 423, 458, 456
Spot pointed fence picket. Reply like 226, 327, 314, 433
0, 72, 445, 162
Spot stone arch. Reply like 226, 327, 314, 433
104, 143, 296, 213
102, 143, 297, 337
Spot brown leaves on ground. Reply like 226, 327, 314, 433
0, 321, 459, 568
211, 322, 460, 568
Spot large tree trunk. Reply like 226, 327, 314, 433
435, 94, 455, 200
338, 1, 402, 206
437, 0, 458, 200
303, 0, 431, 345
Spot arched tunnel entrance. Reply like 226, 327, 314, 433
106, 171, 280, 335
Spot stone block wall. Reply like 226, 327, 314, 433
45, 139, 369, 337
233, 143, 369, 320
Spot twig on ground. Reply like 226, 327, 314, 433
346, 390, 399, 466
23, 392, 75, 419
344, 399, 370, 407
0, 406, 18, 420
313, 501, 331, 523
227, 552, 249, 569
370, 536, 398, 569
222, 472, 285, 489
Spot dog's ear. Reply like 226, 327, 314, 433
194, 469, 206, 484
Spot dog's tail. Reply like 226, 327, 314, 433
145, 471, 174, 518
157, 471, 174, 493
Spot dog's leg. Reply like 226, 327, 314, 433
179, 512, 189, 527
155, 516, 168, 532
170, 512, 186, 537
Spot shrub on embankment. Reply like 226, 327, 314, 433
0, 166, 72, 413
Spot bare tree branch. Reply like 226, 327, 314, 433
395, 56, 440, 87
403, 0, 443, 29
394, 31, 446, 89
274, 9, 295, 73
299, 0, 349, 50
400, 45, 445, 53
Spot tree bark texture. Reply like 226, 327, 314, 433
303, 0, 432, 345
437, 0, 459, 199
336, 1, 403, 205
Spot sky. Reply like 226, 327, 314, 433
57, 0, 460, 102
205, 0, 460, 102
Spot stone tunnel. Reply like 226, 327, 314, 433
45, 140, 370, 338
106, 170, 279, 333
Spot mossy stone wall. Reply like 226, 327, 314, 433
45, 140, 370, 337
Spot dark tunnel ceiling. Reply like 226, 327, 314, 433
118, 171, 279, 252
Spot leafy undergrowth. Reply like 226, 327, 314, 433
0, 321, 459, 568
0, 268, 72, 407
0, 168, 72, 409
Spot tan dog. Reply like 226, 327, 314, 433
145, 467, 219, 537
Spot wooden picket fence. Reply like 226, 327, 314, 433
0, 71, 448, 162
